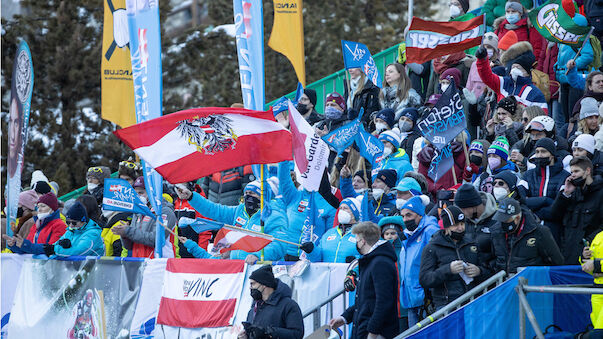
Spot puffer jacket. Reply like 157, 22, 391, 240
465, 191, 499, 271
555, 40, 594, 85
201, 166, 254, 206
9, 209, 67, 254
494, 17, 545, 61
121, 199, 177, 258
307, 225, 359, 263
53, 219, 105, 257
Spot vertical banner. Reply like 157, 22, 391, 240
233, 0, 265, 111
126, 0, 164, 257
101, 0, 136, 128
6, 41, 34, 237
268, 0, 305, 86
427, 144, 455, 183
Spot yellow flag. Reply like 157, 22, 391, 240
268, 0, 306, 86
101, 0, 135, 128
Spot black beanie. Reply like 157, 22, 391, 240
454, 184, 483, 208
249, 265, 277, 289
511, 51, 535, 73
376, 169, 397, 189
304, 88, 317, 107
441, 205, 465, 228
497, 96, 517, 115
354, 170, 372, 187
534, 137, 556, 156
33, 181, 52, 195
66, 201, 89, 223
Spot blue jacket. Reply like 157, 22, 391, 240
566, 66, 586, 91
340, 176, 361, 200
278, 162, 336, 256
53, 220, 105, 257
371, 192, 397, 218
399, 215, 439, 308
183, 239, 213, 259
189, 192, 286, 261
372, 149, 414, 185
307, 225, 359, 263
555, 41, 594, 85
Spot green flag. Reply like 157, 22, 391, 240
528, 0, 591, 45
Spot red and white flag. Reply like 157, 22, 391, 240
288, 101, 329, 191
114, 107, 293, 183
156, 259, 247, 328
210, 225, 273, 255
405, 15, 486, 64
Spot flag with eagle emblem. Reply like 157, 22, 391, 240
114, 107, 293, 183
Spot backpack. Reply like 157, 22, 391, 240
531, 68, 551, 102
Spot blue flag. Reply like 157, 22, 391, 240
416, 80, 467, 150
355, 124, 385, 167
322, 119, 362, 155
360, 191, 370, 222
294, 82, 304, 102
102, 179, 155, 218
341, 40, 382, 88
178, 217, 224, 234
427, 144, 455, 183
272, 82, 304, 114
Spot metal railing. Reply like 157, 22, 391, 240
302, 287, 348, 337
396, 270, 507, 338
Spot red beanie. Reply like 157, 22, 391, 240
440, 68, 462, 88
325, 92, 346, 111
37, 192, 59, 211
498, 31, 519, 51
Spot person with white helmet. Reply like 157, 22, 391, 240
571, 134, 603, 176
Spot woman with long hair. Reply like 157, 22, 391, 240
379, 63, 421, 121
344, 68, 381, 128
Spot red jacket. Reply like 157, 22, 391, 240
495, 18, 545, 63
26, 211, 66, 245
417, 142, 466, 197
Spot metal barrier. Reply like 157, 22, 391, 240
302, 287, 348, 337
515, 277, 603, 339
396, 270, 507, 338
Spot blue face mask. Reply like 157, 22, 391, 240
325, 106, 343, 120
506, 13, 520, 24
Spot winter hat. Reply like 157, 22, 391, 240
497, 96, 517, 115
454, 184, 483, 208
394, 177, 422, 196
526, 115, 555, 133
426, 94, 442, 106
304, 88, 317, 107
493, 197, 521, 222
30, 170, 49, 189
353, 170, 372, 187
458, 0, 470, 13
118, 159, 141, 181
32, 181, 52, 195
375, 108, 396, 128
505, 1, 525, 14
86, 166, 111, 183
244, 180, 262, 196
498, 31, 519, 51
440, 205, 465, 228
488, 137, 510, 161
249, 265, 277, 288
326, 92, 346, 111
440, 68, 462, 88
49, 181, 59, 196
400, 107, 419, 123
37, 193, 59, 211
133, 176, 145, 189
400, 196, 426, 216
376, 169, 398, 189
579, 97, 600, 120
534, 137, 556, 156
469, 140, 490, 154
508, 48, 535, 73
482, 32, 499, 51
378, 216, 405, 234
379, 130, 401, 149
19, 190, 39, 211
572, 134, 596, 155
493, 170, 518, 190
340, 197, 361, 221
65, 202, 89, 223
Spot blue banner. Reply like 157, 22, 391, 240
177, 217, 224, 234
126, 0, 164, 257
6, 41, 34, 236
341, 40, 382, 88
427, 144, 455, 183
271, 82, 304, 114
355, 124, 385, 167
322, 118, 362, 155
416, 81, 467, 150
233, 0, 264, 111
102, 178, 155, 218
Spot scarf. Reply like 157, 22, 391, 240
433, 51, 465, 74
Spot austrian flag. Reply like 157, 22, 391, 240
113, 107, 293, 183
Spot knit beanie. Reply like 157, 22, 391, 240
505, 1, 525, 15
65, 202, 88, 223
488, 137, 510, 161
379, 216, 405, 234
118, 160, 141, 181
244, 181, 262, 196
133, 176, 145, 189
19, 190, 39, 211
497, 96, 517, 115
353, 170, 372, 187
440, 68, 462, 88
469, 140, 490, 154
493, 170, 518, 190
249, 265, 278, 288
400, 196, 426, 216
340, 197, 361, 221
32, 181, 52, 195
304, 88, 317, 107
510, 50, 535, 73
400, 107, 419, 123
572, 134, 596, 155
86, 166, 111, 183
326, 92, 346, 111
440, 205, 465, 228
482, 32, 499, 51
534, 137, 556, 156
498, 31, 519, 51
376, 108, 395, 128
375, 169, 398, 189
580, 97, 600, 120
379, 130, 401, 149
454, 184, 483, 208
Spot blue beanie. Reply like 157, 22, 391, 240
244, 181, 262, 196
340, 197, 361, 221
400, 107, 419, 123
375, 108, 395, 128
400, 196, 426, 216
66, 201, 89, 223
379, 130, 401, 149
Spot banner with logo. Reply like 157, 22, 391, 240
126, 0, 164, 257
341, 40, 382, 88
427, 144, 455, 183
271, 82, 303, 114
101, 0, 136, 128
6, 41, 34, 237
528, 0, 592, 45
355, 124, 385, 167
233, 0, 265, 111
102, 178, 155, 218
7, 257, 144, 338
416, 81, 466, 150
322, 110, 363, 155
268, 0, 305, 86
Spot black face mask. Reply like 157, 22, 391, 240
296, 103, 309, 115
533, 157, 551, 168
502, 220, 519, 233
470, 155, 483, 166
250, 288, 263, 301
404, 219, 418, 232
450, 230, 465, 241
244, 195, 261, 215
16, 207, 24, 218
570, 176, 587, 187
472, 209, 479, 220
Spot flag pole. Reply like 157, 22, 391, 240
260, 165, 265, 261
461, 132, 470, 165
565, 26, 594, 75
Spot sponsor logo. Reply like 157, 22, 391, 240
326, 235, 336, 241
470, 245, 478, 253
16, 49, 32, 103
109, 184, 123, 192
534, 4, 582, 44
527, 238, 536, 247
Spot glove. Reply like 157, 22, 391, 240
462, 87, 477, 105
344, 270, 358, 292
345, 255, 356, 263
462, 163, 479, 182
43, 244, 55, 256
300, 242, 314, 254
475, 46, 488, 60
58, 239, 72, 248
247, 325, 267, 338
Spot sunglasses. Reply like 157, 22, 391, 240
88, 167, 104, 173
66, 220, 80, 226
119, 161, 140, 170
327, 92, 341, 98
493, 180, 507, 187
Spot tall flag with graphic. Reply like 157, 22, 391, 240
288, 101, 330, 191
341, 40, 382, 88
126, 0, 164, 257
528, 0, 592, 45
102, 178, 155, 218
427, 144, 455, 183
416, 80, 467, 150
268, 0, 305, 86
322, 108, 363, 155
6, 41, 34, 236
114, 107, 293, 184
405, 15, 486, 64
355, 125, 385, 167
233, 0, 265, 111
101, 0, 136, 128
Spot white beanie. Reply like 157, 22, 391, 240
579, 97, 600, 120
572, 133, 596, 155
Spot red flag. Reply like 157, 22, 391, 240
113, 107, 293, 183
405, 15, 486, 64
157, 259, 246, 328
210, 226, 273, 255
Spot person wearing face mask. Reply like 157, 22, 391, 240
396, 108, 422, 163
296, 88, 322, 125
392, 177, 428, 213
113, 176, 177, 258
552, 156, 603, 265
419, 205, 489, 310
492, 170, 526, 204
315, 92, 349, 138
571, 134, 603, 176
83, 166, 111, 208
397, 196, 439, 327
493, 1, 544, 61
369, 169, 399, 218
484, 96, 524, 147
374, 131, 413, 185
301, 197, 361, 263
491, 198, 563, 274
473, 137, 518, 193
372, 108, 395, 136
238, 265, 303, 339
3, 193, 67, 255
521, 138, 569, 243
462, 140, 491, 184
176, 180, 287, 263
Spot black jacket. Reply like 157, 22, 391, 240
551, 176, 603, 265
491, 209, 564, 273
246, 280, 304, 339
343, 79, 381, 127
304, 109, 323, 126
419, 231, 491, 309
464, 192, 499, 272
512, 136, 571, 170
342, 241, 399, 339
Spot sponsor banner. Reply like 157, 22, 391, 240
102, 178, 155, 218
528, 0, 592, 45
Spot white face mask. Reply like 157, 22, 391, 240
375, 122, 388, 132
441, 83, 450, 93
382, 147, 393, 157
354, 188, 366, 195
37, 212, 50, 220
87, 183, 99, 192
396, 198, 407, 210
337, 210, 352, 225
372, 188, 385, 200
510, 68, 524, 81
450, 5, 461, 18
493, 187, 509, 201
102, 210, 113, 218
487, 49, 494, 58
138, 195, 148, 205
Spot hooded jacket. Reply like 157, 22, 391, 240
372, 148, 414, 186
53, 219, 105, 257
342, 241, 399, 339
464, 191, 499, 271
9, 209, 67, 254
121, 199, 177, 258
246, 280, 304, 339
307, 225, 359, 263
